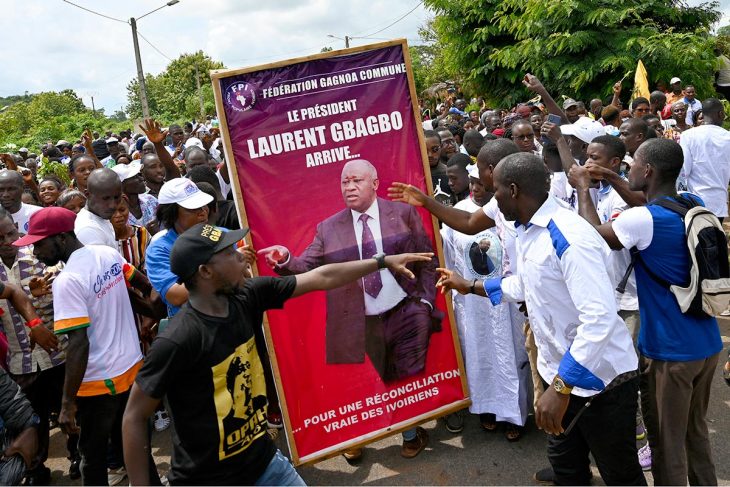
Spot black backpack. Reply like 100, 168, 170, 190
617, 195, 730, 318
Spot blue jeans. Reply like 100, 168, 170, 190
255, 450, 305, 486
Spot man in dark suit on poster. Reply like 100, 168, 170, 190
259, 159, 442, 384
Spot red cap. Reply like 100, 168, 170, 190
14, 207, 77, 247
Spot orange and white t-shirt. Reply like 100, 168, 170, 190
53, 245, 143, 396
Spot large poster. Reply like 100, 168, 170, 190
211, 40, 469, 465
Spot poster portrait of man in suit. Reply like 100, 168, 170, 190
259, 159, 442, 383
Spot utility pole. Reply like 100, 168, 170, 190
345, 36, 350, 48
91, 96, 96, 116
130, 17, 151, 119
195, 65, 205, 119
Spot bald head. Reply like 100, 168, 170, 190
341, 159, 378, 180
493, 152, 548, 223
0, 170, 24, 188
86, 168, 122, 220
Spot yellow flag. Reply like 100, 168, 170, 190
632, 60, 650, 101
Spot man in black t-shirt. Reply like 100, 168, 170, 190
122, 223, 433, 485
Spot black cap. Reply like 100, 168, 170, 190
170, 223, 250, 283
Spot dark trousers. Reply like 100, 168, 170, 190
365, 299, 433, 383
641, 353, 719, 486
76, 390, 160, 486
547, 378, 646, 486
12, 365, 78, 471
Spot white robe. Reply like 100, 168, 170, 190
441, 197, 531, 425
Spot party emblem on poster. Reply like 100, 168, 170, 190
212, 40, 469, 465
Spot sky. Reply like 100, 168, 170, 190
0, 0, 430, 113
0, 0, 727, 114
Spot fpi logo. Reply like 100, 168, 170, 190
226, 82, 257, 112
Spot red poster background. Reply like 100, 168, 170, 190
212, 41, 468, 464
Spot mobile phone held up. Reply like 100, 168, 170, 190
542, 113, 562, 145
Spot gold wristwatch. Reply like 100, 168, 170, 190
552, 375, 573, 395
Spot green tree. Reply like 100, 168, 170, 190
126, 51, 225, 121
424, 0, 721, 106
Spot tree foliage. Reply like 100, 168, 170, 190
126, 51, 225, 121
0, 89, 128, 149
424, 0, 722, 106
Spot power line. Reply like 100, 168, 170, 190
61, 0, 128, 24
136, 30, 173, 61
351, 1, 423, 39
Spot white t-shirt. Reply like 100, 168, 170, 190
74, 208, 117, 249
52, 245, 142, 395
596, 183, 638, 311
679, 124, 730, 217
12, 203, 42, 235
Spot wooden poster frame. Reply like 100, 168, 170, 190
210, 39, 469, 466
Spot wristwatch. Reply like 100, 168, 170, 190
373, 252, 387, 269
552, 375, 573, 395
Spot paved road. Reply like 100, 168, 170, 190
46, 333, 730, 485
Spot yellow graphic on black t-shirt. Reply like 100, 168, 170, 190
212, 336, 268, 461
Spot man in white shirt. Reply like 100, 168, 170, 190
0, 170, 41, 234
681, 86, 702, 126
679, 98, 730, 220
437, 153, 644, 486
74, 168, 121, 249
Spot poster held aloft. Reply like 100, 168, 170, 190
211, 39, 469, 465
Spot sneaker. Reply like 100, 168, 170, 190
444, 411, 464, 433
636, 423, 646, 440
533, 467, 555, 485
267, 411, 284, 429
154, 410, 171, 432
638, 443, 652, 471
108, 466, 128, 486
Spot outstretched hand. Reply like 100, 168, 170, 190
436, 267, 471, 294
540, 121, 563, 143
29, 275, 51, 297
385, 253, 434, 280
257, 245, 290, 268
387, 182, 428, 207
141, 118, 168, 144
81, 128, 94, 150
613, 81, 622, 95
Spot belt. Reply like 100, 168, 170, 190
366, 297, 412, 321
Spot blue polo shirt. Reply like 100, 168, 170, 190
146, 228, 181, 317
612, 194, 722, 361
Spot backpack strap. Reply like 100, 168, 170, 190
650, 194, 699, 216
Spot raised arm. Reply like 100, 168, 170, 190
292, 253, 433, 298
141, 118, 181, 179
611, 82, 622, 108
523, 74, 569, 124
81, 129, 103, 168
387, 182, 495, 234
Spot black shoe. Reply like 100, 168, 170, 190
23, 466, 51, 486
533, 467, 555, 485
69, 455, 81, 480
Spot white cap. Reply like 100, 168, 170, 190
55, 140, 70, 147
18, 147, 28, 152
112, 161, 142, 182
560, 117, 605, 144
670, 77, 681, 85
468, 164, 480, 179
106, 137, 119, 144
158, 178, 214, 209
185, 137, 204, 149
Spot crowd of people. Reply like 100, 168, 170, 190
0, 71, 727, 487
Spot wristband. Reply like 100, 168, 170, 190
469, 278, 478, 294
26, 318, 42, 329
